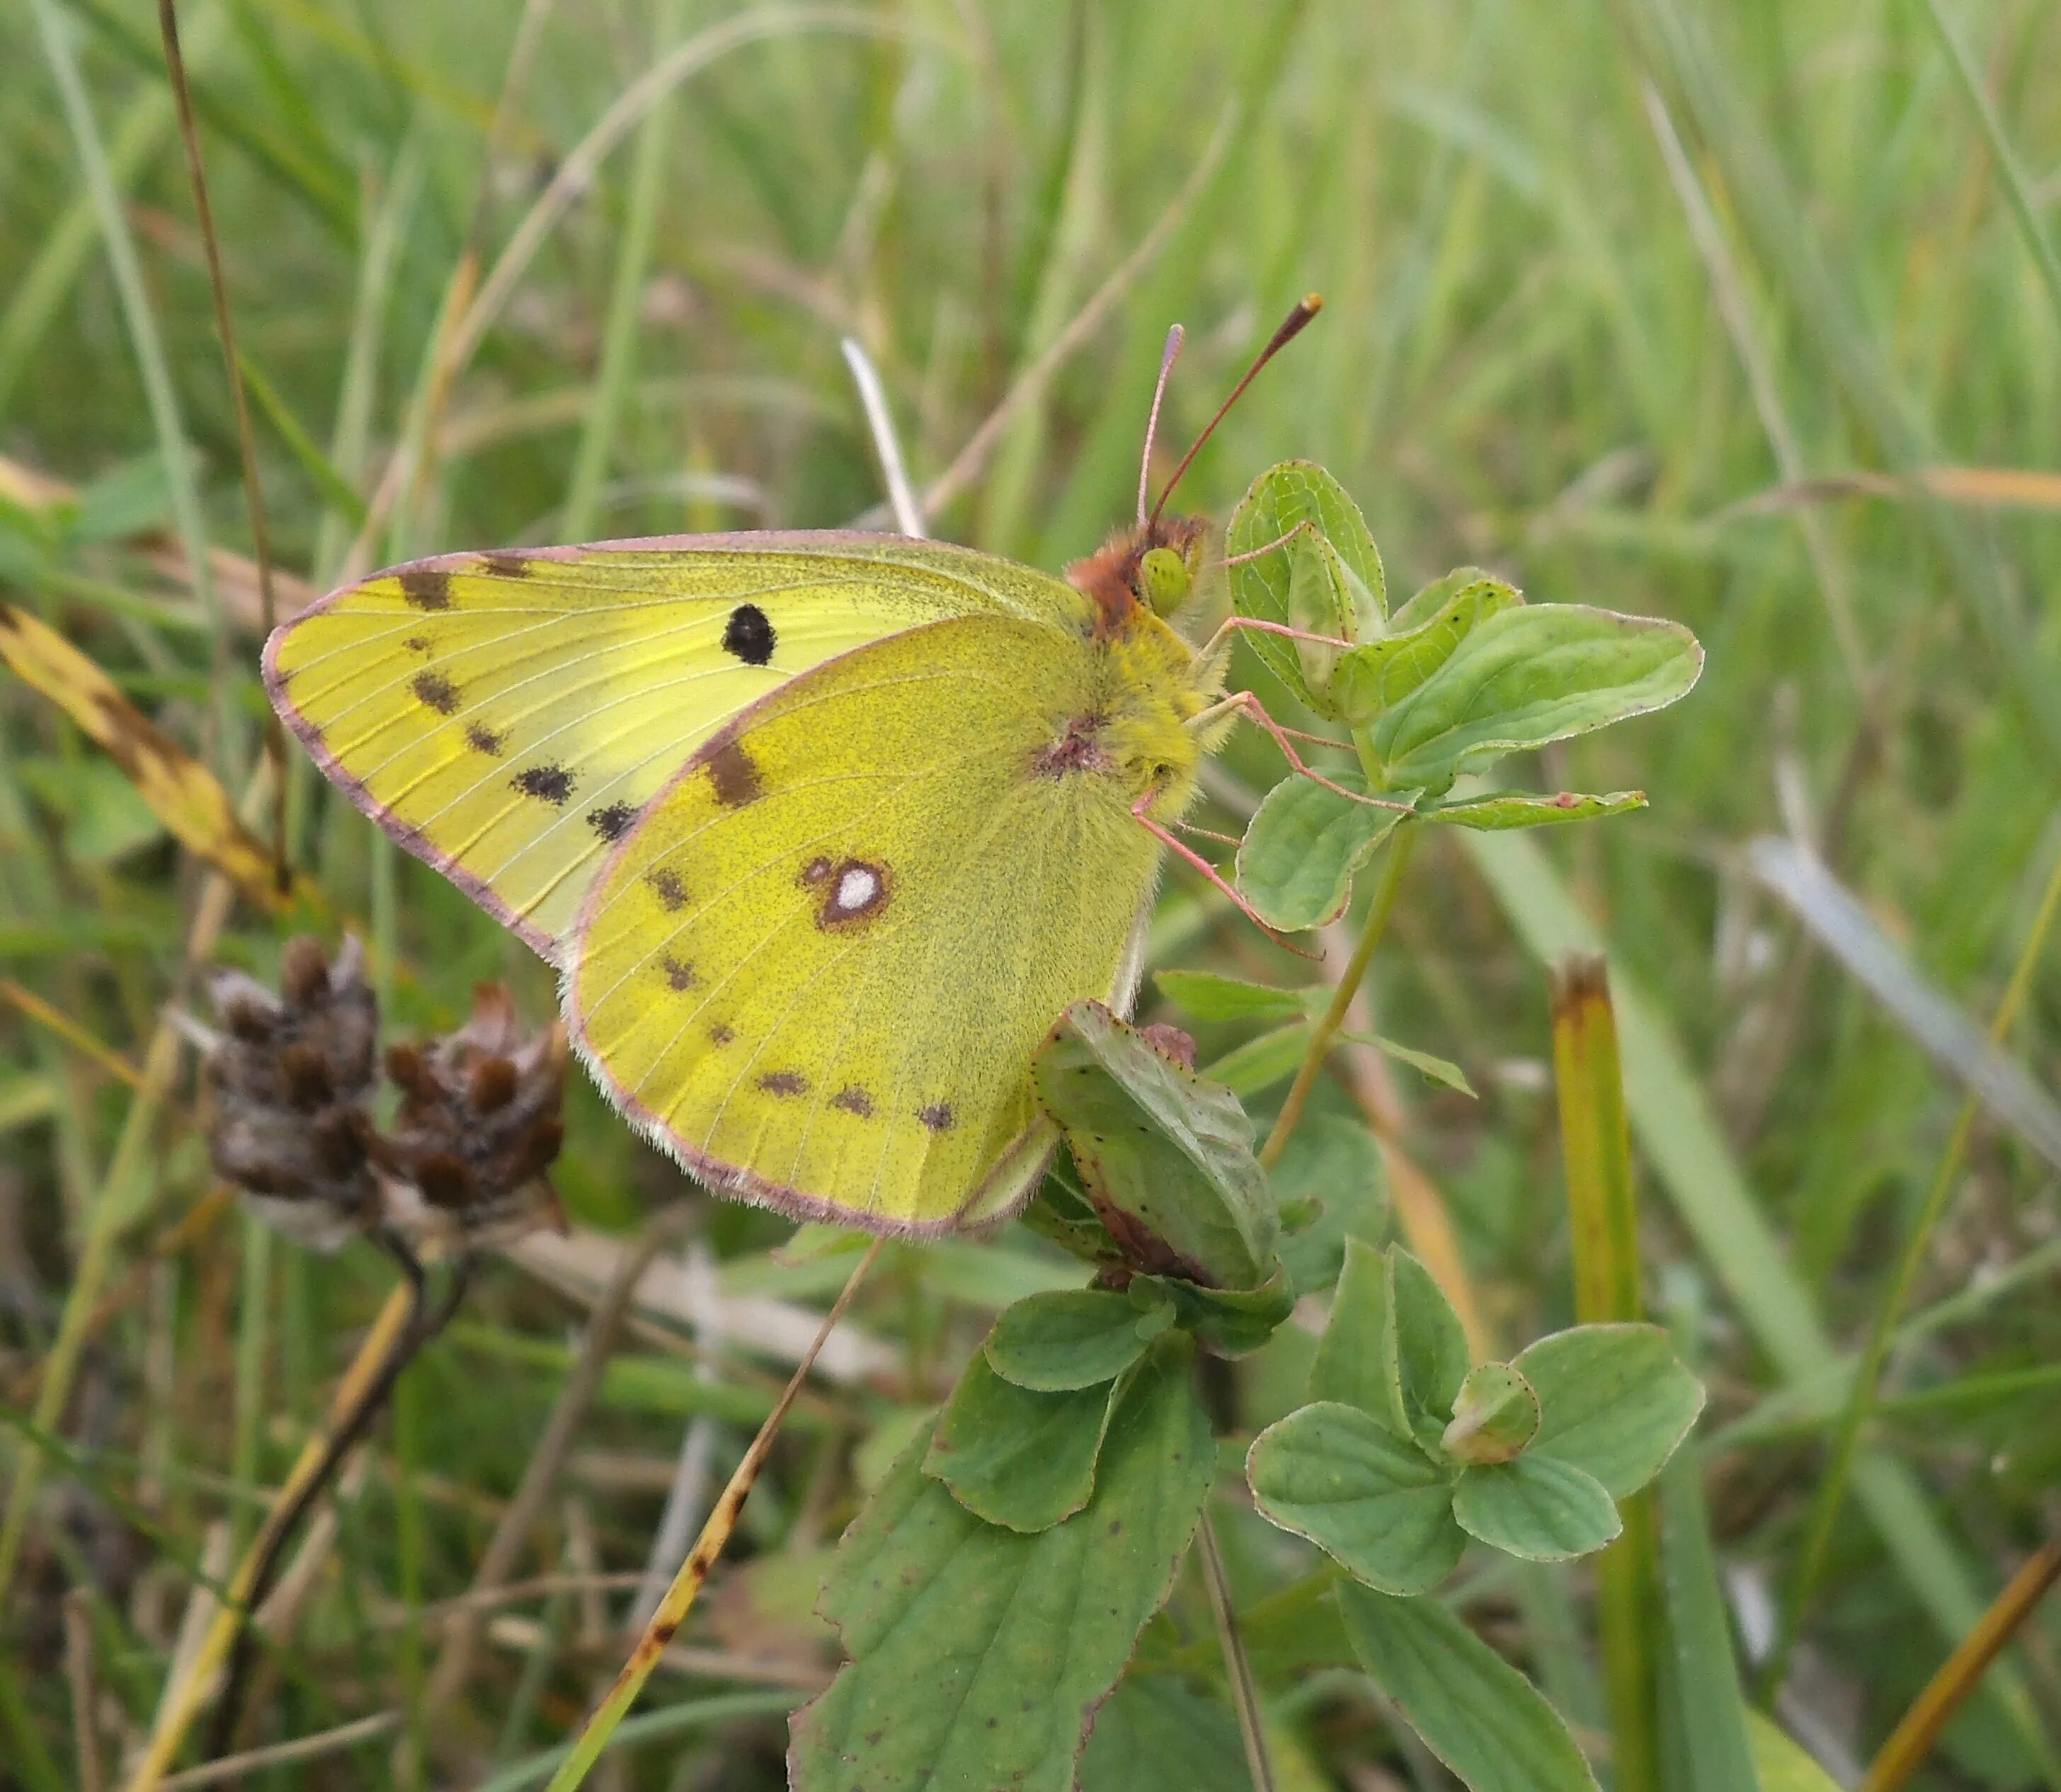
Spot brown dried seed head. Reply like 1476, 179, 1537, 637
468, 1056, 519, 1114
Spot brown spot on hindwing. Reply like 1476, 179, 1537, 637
646, 868, 689, 910
831, 1086, 875, 1119
758, 1071, 807, 1097
918, 1102, 954, 1131
709, 1022, 735, 1046
411, 670, 460, 714
512, 765, 573, 804
399, 567, 451, 610
466, 722, 506, 756
702, 728, 762, 807
810, 858, 892, 931
658, 954, 697, 991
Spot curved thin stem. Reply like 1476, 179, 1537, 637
541, 1237, 884, 1792
1260, 821, 1417, 1169
1197, 1512, 1275, 1792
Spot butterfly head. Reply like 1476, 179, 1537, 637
1068, 296, 1321, 637
1065, 511, 1211, 634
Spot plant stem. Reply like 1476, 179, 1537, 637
1550, 954, 1660, 1792
1260, 820, 1415, 1170
1862, 1541, 2061, 1792
1197, 1512, 1276, 1792
541, 1237, 884, 1792
1765, 840, 2061, 1698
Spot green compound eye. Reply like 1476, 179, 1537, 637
1138, 546, 1191, 615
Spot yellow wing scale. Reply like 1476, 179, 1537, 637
264, 534, 1093, 957
566, 615, 1166, 1233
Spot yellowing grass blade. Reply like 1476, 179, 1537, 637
0, 602, 282, 908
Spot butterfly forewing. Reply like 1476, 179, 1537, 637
264, 535, 1093, 959
566, 615, 1163, 1233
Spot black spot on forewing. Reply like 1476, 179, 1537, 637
918, 1102, 954, 1132
589, 801, 636, 841
467, 722, 506, 757
721, 603, 775, 666
512, 765, 573, 804
703, 730, 761, 807
758, 1071, 807, 1097
646, 868, 689, 910
411, 670, 460, 714
478, 552, 530, 578
658, 954, 697, 991
399, 567, 451, 610
831, 1086, 875, 1119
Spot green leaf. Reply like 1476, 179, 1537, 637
1286, 525, 1356, 714
1020, 1159, 1122, 1265
1747, 1714, 1843, 1792
1309, 1238, 1405, 1429
1331, 573, 1521, 724
1422, 790, 1648, 830
1200, 1021, 1311, 1096
1337, 1580, 1602, 1792
1451, 1457, 1621, 1560
1246, 1400, 1465, 1596
1516, 1325, 1705, 1499
792, 1333, 1214, 1792
1134, 1263, 1295, 1357
18, 755, 164, 864
1656, 1448, 1760, 1792
1227, 460, 1386, 709
1155, 969, 1311, 1022
1391, 1248, 1471, 1425
1341, 1032, 1475, 1096
985, 1289, 1154, 1391
1237, 772, 1403, 931
1442, 1364, 1541, 1466
66, 450, 173, 544
1370, 605, 1703, 789
925, 1352, 1117, 1531
1034, 1002, 1276, 1288
1078, 1678, 1249, 1792
1272, 1116, 1388, 1296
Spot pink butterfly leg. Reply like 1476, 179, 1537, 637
1129, 792, 1314, 957
1187, 680, 1415, 817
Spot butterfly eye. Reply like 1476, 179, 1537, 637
1139, 547, 1190, 616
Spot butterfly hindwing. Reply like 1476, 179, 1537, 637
263, 533, 1095, 959
566, 613, 1163, 1233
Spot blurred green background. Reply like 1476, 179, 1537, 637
2, 0, 2058, 1786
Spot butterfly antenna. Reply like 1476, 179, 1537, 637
1138, 324, 1185, 525
1150, 293, 1323, 527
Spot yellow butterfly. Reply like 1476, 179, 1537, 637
268, 300, 1368, 1234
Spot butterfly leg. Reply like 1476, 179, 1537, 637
1129, 792, 1313, 957
1186, 687, 1415, 816
1196, 612, 1357, 666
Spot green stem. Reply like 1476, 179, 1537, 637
1919, 0, 2061, 332
1551, 954, 1659, 1792
1764, 841, 2061, 1699
560, 0, 684, 541
1259, 819, 1415, 1169
1197, 1512, 1276, 1792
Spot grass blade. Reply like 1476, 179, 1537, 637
1550, 956, 1658, 1792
